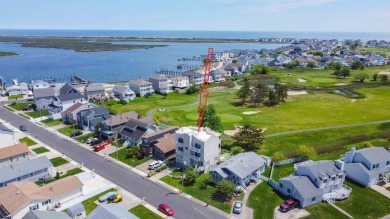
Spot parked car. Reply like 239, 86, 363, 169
22, 106, 32, 111
158, 203, 174, 216
232, 201, 243, 214
69, 131, 83, 138
107, 194, 118, 203
148, 160, 163, 170
98, 191, 118, 202
112, 194, 122, 203
86, 137, 98, 144
90, 138, 103, 146
279, 199, 299, 212
19, 125, 27, 131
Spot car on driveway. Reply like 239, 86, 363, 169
279, 199, 299, 212
107, 194, 118, 203
158, 203, 174, 216
86, 137, 98, 144
148, 160, 163, 170
69, 131, 83, 138
232, 201, 243, 214
98, 191, 118, 202
19, 125, 27, 131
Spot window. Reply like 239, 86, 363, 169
387, 161, 390, 166
323, 179, 327, 184
178, 147, 183, 152
314, 178, 317, 183
331, 177, 335, 181
338, 175, 342, 179
0, 183, 3, 188
178, 138, 183, 143
373, 164, 379, 169
279, 183, 283, 188
17, 177, 21, 182
312, 197, 316, 201
194, 143, 201, 149
10, 157, 12, 162
287, 188, 291, 194
185, 147, 188, 150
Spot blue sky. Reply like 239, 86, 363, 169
1, 0, 389, 32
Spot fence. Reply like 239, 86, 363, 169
273, 157, 301, 166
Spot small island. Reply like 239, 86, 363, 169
0, 51, 19, 57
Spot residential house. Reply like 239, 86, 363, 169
33, 88, 56, 110
50, 92, 86, 119
210, 152, 268, 189
66, 203, 86, 219
128, 79, 155, 97
336, 147, 390, 187
0, 156, 56, 189
210, 70, 225, 83
61, 103, 89, 125
86, 203, 139, 219
100, 111, 140, 140
23, 210, 72, 219
274, 160, 351, 208
0, 143, 30, 168
182, 71, 204, 85
224, 63, 239, 75
140, 126, 179, 160
77, 106, 111, 131
119, 118, 157, 146
30, 80, 50, 91
0, 124, 15, 149
6, 84, 28, 96
59, 83, 79, 95
175, 126, 221, 172
149, 74, 171, 94
84, 84, 105, 101
171, 76, 190, 89
294, 58, 310, 68
111, 85, 136, 102
167, 78, 173, 91
0, 176, 83, 219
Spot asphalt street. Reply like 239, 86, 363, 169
0, 106, 226, 219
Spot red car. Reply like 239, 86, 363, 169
279, 199, 299, 212
158, 203, 174, 216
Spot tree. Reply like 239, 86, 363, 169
379, 74, 388, 82
200, 174, 211, 189
252, 64, 262, 75
230, 146, 244, 155
272, 152, 287, 162
127, 146, 141, 159
252, 83, 268, 106
186, 84, 200, 95
355, 72, 369, 82
260, 66, 271, 75
328, 62, 342, 70
232, 124, 264, 151
275, 84, 288, 102
296, 145, 318, 160
307, 61, 317, 68
312, 51, 324, 57
332, 67, 350, 79
232, 60, 238, 64
350, 43, 358, 51
183, 167, 199, 185
372, 73, 378, 81
268, 89, 278, 106
284, 60, 299, 69
215, 180, 236, 202
236, 78, 253, 105
94, 122, 102, 137
351, 61, 365, 70
201, 105, 224, 133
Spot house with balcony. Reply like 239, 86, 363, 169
140, 126, 179, 160
171, 76, 190, 89
210, 70, 225, 83
335, 147, 390, 187
100, 111, 140, 140
149, 74, 171, 94
77, 106, 111, 131
128, 79, 155, 97
210, 152, 268, 190
273, 160, 351, 208
119, 118, 157, 146
0, 143, 30, 168
61, 102, 89, 125
111, 85, 136, 102
0, 176, 83, 219
182, 71, 204, 85
84, 84, 105, 101
49, 84, 86, 119
175, 126, 221, 172
33, 88, 56, 110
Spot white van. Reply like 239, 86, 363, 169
148, 161, 163, 170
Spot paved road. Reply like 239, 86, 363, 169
0, 106, 226, 219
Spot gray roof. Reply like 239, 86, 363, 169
345, 163, 390, 177
297, 160, 342, 179
282, 176, 324, 199
60, 83, 77, 94
355, 147, 390, 164
112, 85, 134, 94
85, 84, 105, 92
0, 124, 13, 133
90, 117, 108, 127
23, 210, 72, 219
66, 203, 85, 216
120, 118, 150, 142
182, 71, 202, 77
80, 106, 110, 118
211, 152, 266, 179
0, 156, 53, 184
86, 204, 139, 219
57, 92, 84, 102
129, 79, 151, 85
33, 88, 56, 99
149, 74, 167, 80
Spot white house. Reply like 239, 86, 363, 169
30, 80, 50, 91
128, 79, 155, 97
175, 126, 221, 172
6, 84, 28, 96
182, 71, 204, 85
171, 76, 190, 89
111, 85, 136, 102
149, 74, 171, 94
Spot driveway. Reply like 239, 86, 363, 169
274, 207, 310, 219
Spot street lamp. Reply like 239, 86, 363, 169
181, 161, 186, 193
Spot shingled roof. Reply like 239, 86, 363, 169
0, 143, 29, 160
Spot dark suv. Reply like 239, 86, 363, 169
279, 199, 299, 212
70, 131, 83, 138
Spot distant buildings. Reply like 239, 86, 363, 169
128, 79, 155, 97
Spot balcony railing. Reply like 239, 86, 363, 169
190, 155, 202, 161
191, 147, 201, 153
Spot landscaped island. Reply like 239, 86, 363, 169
0, 51, 18, 57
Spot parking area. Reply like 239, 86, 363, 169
274, 206, 310, 219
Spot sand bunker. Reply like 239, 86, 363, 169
351, 99, 356, 103
288, 91, 307, 96
335, 83, 348, 86
243, 111, 260, 115
298, 78, 307, 82
224, 129, 239, 136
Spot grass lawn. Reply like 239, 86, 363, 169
305, 179, 390, 219
271, 163, 295, 181
29, 110, 49, 118
18, 113, 30, 119
35, 168, 84, 185
109, 148, 150, 166
129, 204, 163, 219
49, 157, 69, 167
41, 118, 62, 127
247, 182, 285, 219
81, 188, 117, 215
98, 92, 197, 116
58, 125, 82, 137
8, 94, 23, 100
8, 101, 33, 111
32, 147, 50, 154
19, 137, 37, 146
160, 173, 244, 213
75, 133, 94, 143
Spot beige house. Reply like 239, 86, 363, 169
0, 143, 30, 168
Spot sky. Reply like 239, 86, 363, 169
1, 0, 389, 32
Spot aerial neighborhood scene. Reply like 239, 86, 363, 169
1, 1, 390, 219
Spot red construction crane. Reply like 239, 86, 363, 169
197, 48, 214, 132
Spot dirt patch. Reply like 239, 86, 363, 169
243, 111, 260, 115
224, 129, 238, 136
335, 82, 348, 86
378, 71, 390, 75
298, 78, 307, 83
288, 91, 307, 96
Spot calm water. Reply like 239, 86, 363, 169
1, 29, 389, 83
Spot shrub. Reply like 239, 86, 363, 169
147, 171, 154, 178
184, 167, 199, 185
230, 146, 244, 156
379, 122, 390, 130
200, 174, 211, 189
296, 145, 318, 160
214, 180, 236, 202
219, 79, 235, 88
346, 133, 369, 142
363, 141, 374, 148
271, 151, 287, 162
